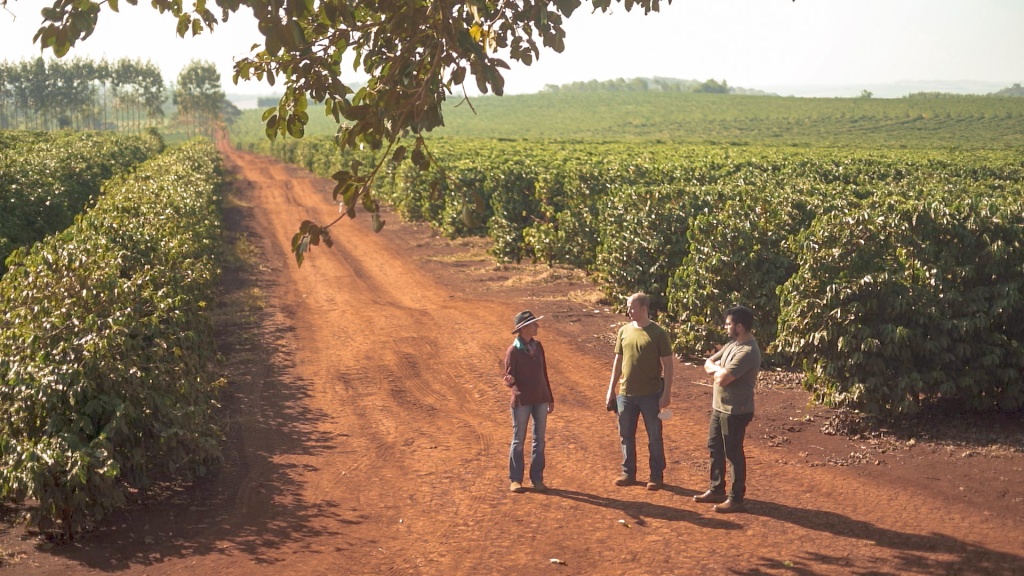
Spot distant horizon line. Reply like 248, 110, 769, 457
223, 77, 1021, 100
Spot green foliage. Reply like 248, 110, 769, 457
989, 83, 1024, 97
669, 190, 799, 359
0, 130, 163, 275
594, 183, 694, 312
540, 76, 707, 93
0, 57, 166, 132
693, 79, 730, 94
428, 91, 1024, 147
24, 0, 667, 251
0, 139, 224, 539
486, 160, 540, 262
233, 109, 1024, 417
522, 164, 609, 270
665, 155, 869, 359
379, 158, 448, 225
26, 0, 670, 228
775, 190, 1024, 414
174, 60, 228, 139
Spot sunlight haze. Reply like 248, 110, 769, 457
1, 0, 1021, 99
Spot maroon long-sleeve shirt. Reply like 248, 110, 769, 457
503, 337, 554, 408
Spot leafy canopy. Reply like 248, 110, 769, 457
11, 0, 666, 259
18, 0, 666, 146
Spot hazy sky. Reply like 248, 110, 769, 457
1, 0, 1022, 97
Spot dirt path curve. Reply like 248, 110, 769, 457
6, 145, 1023, 575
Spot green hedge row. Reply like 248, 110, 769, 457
775, 191, 1024, 413
0, 130, 164, 275
238, 135, 1024, 414
0, 139, 224, 539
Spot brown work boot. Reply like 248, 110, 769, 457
713, 498, 746, 513
614, 474, 636, 486
693, 490, 728, 503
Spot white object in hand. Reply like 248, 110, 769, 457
658, 409, 673, 420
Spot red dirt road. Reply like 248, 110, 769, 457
3, 144, 1023, 575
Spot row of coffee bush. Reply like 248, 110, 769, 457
0, 140, 224, 539
238, 136, 1024, 414
0, 129, 164, 275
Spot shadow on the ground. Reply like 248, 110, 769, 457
545, 487, 743, 530
734, 500, 1024, 576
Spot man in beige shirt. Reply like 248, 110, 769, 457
694, 305, 760, 513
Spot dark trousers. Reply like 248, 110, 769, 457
707, 409, 754, 501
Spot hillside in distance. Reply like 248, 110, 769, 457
428, 90, 1024, 149
232, 89, 1024, 150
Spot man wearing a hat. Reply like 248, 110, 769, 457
503, 310, 555, 493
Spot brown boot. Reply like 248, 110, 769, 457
693, 490, 728, 504
713, 498, 746, 513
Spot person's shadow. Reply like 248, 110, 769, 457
544, 485, 743, 530
736, 500, 1024, 576
544, 487, 1023, 575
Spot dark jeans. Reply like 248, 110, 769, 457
707, 409, 754, 501
617, 393, 665, 482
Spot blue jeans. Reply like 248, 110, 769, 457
707, 409, 754, 501
509, 404, 548, 484
617, 393, 665, 482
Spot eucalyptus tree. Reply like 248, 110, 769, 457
4, 60, 34, 129
65, 58, 98, 129
173, 60, 225, 138
24, 58, 50, 130
47, 57, 95, 129
110, 59, 165, 132
2, 63, 28, 129
46, 56, 98, 129
136, 62, 166, 128
0, 63, 10, 129
94, 58, 113, 129
111, 59, 143, 131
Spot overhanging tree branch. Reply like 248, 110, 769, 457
8, 0, 669, 262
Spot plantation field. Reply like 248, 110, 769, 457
232, 90, 1024, 149
0, 89, 1020, 573
4, 143, 1021, 575
232, 131, 1024, 417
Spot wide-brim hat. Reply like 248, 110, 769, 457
512, 310, 543, 333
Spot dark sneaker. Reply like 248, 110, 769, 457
614, 474, 636, 486
714, 498, 746, 513
693, 490, 728, 504
532, 481, 548, 493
